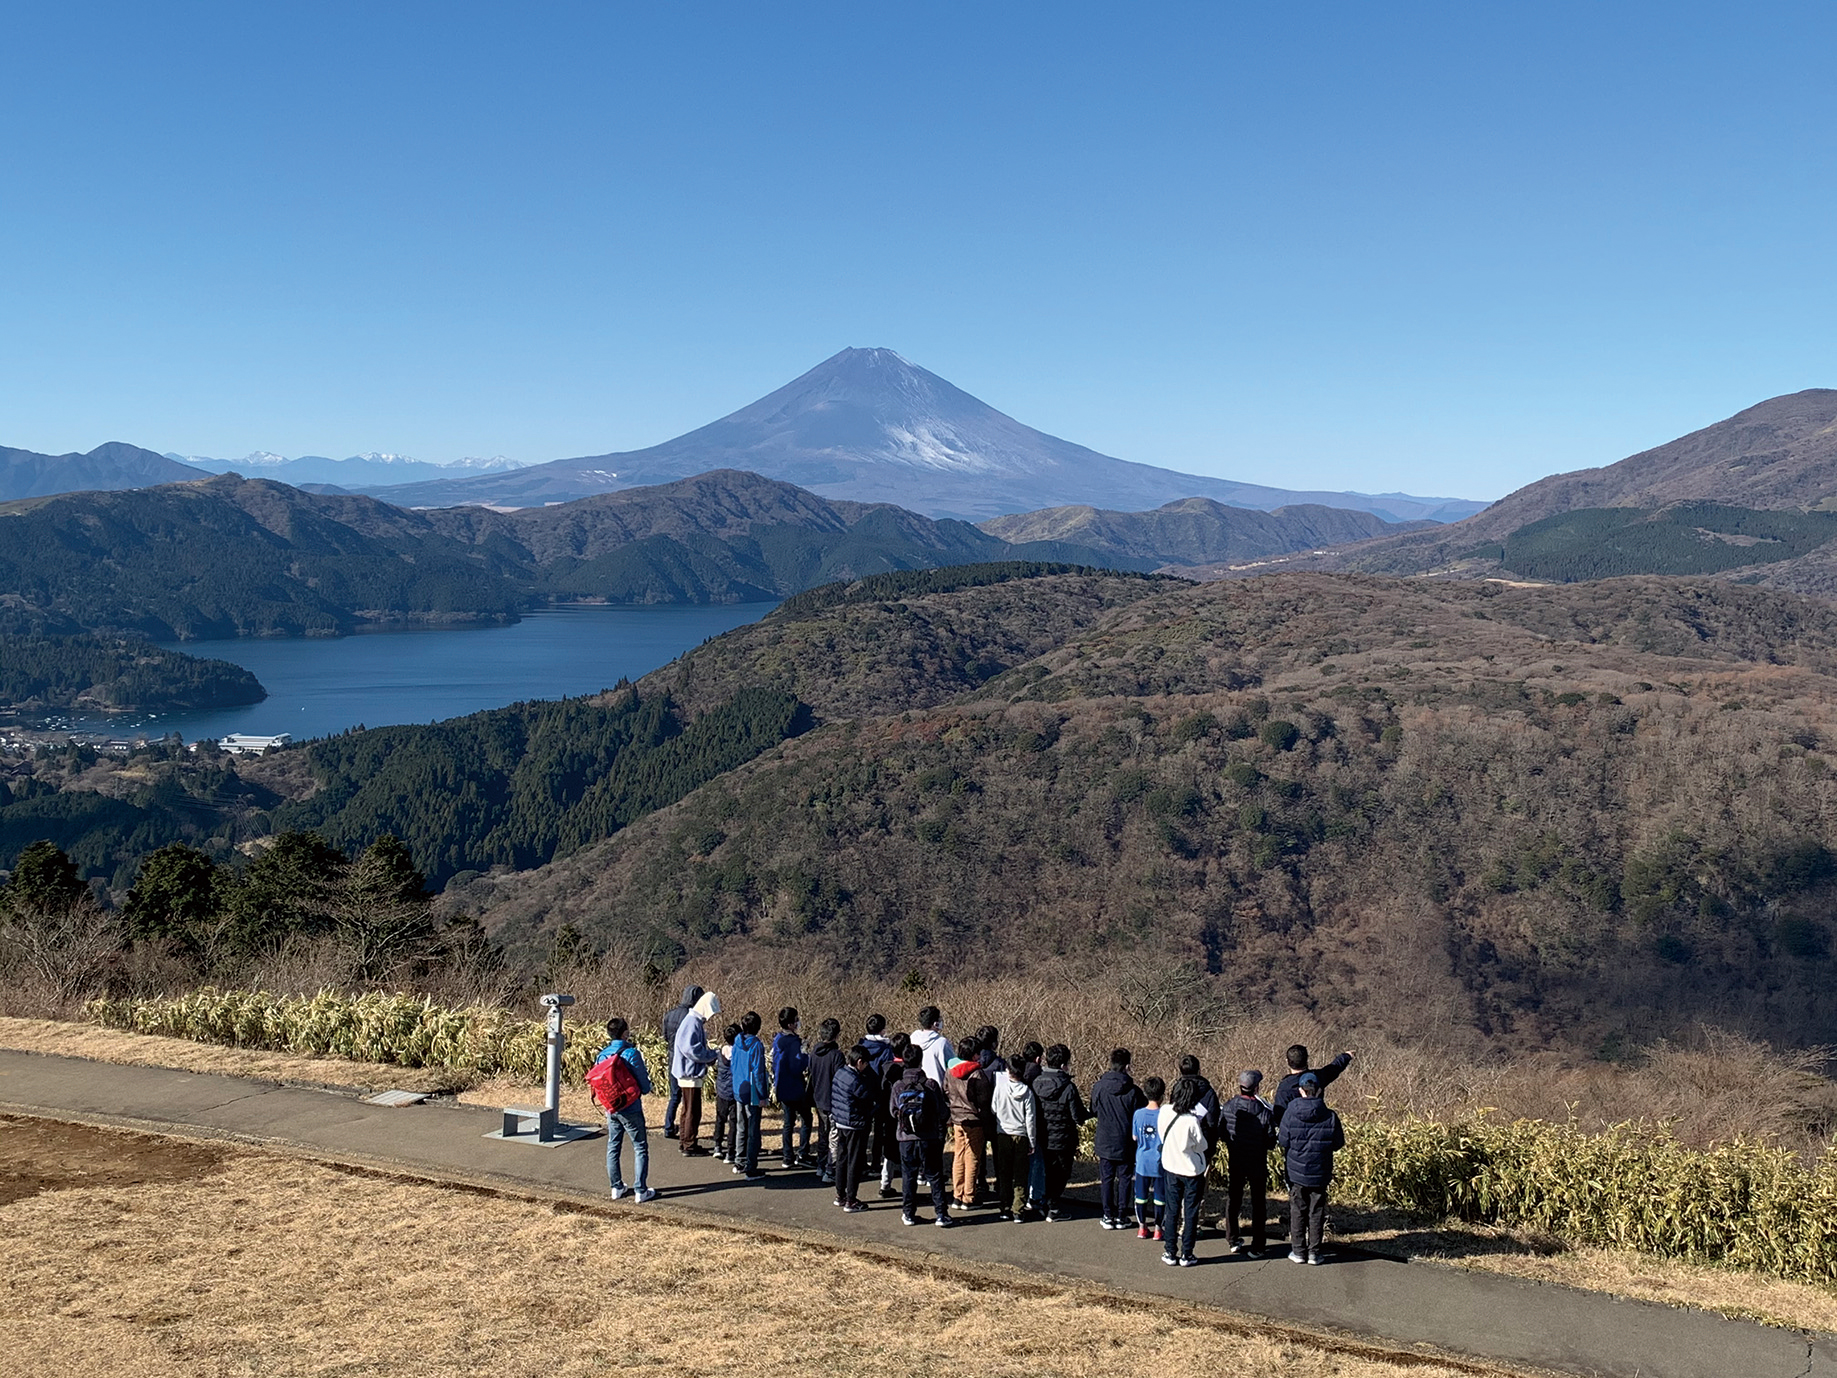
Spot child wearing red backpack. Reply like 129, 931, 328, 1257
590, 1018, 655, 1201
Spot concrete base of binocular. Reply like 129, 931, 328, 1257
483, 993, 599, 1148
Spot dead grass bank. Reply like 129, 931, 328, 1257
0, 1116, 1511, 1378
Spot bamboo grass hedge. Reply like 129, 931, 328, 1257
84, 988, 671, 1091
85, 988, 1837, 1285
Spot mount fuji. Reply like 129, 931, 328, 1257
354, 348, 1484, 523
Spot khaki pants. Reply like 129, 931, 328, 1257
991, 1130, 1031, 1215
951, 1123, 986, 1205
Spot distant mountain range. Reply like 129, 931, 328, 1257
0, 442, 207, 501
346, 348, 1486, 523
1229, 389, 1837, 597
980, 497, 1424, 570
0, 470, 1155, 638
169, 451, 529, 488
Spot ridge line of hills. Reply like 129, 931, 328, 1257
1214, 388, 1837, 597
0, 469, 1427, 640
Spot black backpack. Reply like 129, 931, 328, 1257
895, 1080, 931, 1137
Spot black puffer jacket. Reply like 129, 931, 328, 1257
1032, 1067, 1088, 1153
1219, 1091, 1275, 1164
1275, 1095, 1345, 1188
1088, 1068, 1146, 1161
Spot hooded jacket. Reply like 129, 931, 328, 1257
1031, 1067, 1088, 1153
1276, 1094, 1346, 1187
1088, 1067, 1147, 1162
862, 1033, 897, 1083
910, 1026, 951, 1086
832, 1062, 879, 1131
944, 1057, 994, 1128
889, 1063, 946, 1142
1273, 1054, 1351, 1124
990, 1069, 1038, 1148
661, 984, 704, 1059
807, 1039, 843, 1116
771, 1030, 808, 1103
1220, 1090, 1275, 1162
671, 991, 721, 1083
730, 1031, 768, 1107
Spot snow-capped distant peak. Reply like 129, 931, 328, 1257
348, 452, 416, 465
447, 455, 528, 472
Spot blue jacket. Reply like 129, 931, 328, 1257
592, 1040, 654, 1097
771, 1030, 809, 1103
831, 1064, 878, 1131
731, 1033, 769, 1107
1275, 1095, 1345, 1188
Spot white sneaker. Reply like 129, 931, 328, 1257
635, 1188, 657, 1203
1289, 1251, 1307, 1264
609, 1186, 628, 1199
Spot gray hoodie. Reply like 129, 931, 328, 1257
909, 1026, 950, 1087
991, 1068, 1038, 1149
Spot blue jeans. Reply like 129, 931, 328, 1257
1164, 1170, 1204, 1260
1029, 1144, 1045, 1204
738, 1101, 764, 1174
607, 1104, 649, 1192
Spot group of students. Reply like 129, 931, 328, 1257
592, 985, 1353, 1267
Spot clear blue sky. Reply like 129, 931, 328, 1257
2, 3, 1833, 500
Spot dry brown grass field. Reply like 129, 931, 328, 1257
0, 1115, 1519, 1378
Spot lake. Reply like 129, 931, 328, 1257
43, 603, 774, 743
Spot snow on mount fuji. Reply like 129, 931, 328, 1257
351, 348, 1486, 522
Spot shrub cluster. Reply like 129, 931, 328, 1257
85, 987, 667, 1088
1323, 1114, 1837, 1284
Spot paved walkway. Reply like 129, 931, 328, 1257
1, 1048, 1831, 1378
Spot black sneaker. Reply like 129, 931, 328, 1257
879, 1185, 900, 1199
841, 1201, 866, 1214
995, 1211, 1013, 1222
902, 1213, 920, 1227
936, 1213, 953, 1228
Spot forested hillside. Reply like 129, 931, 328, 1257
979, 497, 1410, 568
0, 476, 528, 638
0, 470, 1142, 637
273, 686, 809, 886
1224, 389, 1837, 594
472, 571, 1837, 1052
639, 563, 1178, 720
0, 635, 265, 711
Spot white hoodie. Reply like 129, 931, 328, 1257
910, 1027, 950, 1087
